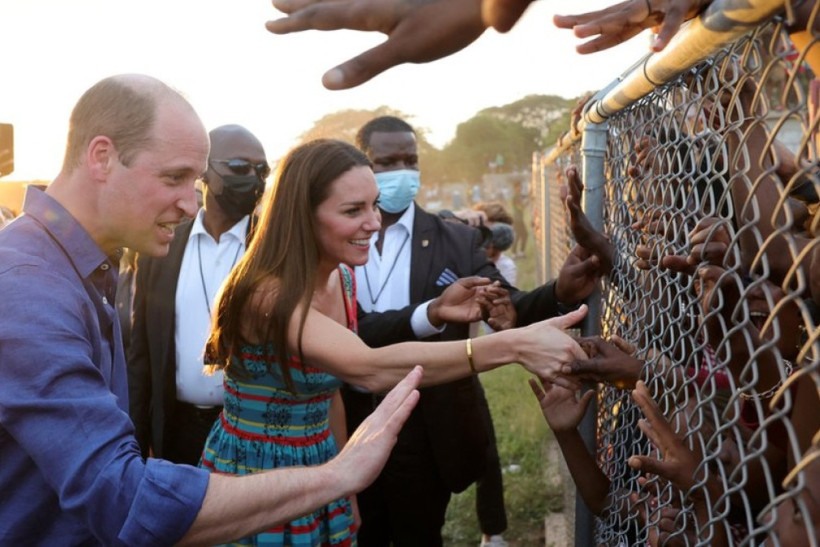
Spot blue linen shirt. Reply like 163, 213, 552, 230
0, 187, 209, 545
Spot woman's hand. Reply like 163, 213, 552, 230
515, 305, 588, 389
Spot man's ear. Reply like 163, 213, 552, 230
86, 135, 116, 179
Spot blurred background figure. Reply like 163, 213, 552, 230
510, 179, 529, 258
485, 222, 516, 285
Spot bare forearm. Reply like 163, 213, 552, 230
179, 465, 342, 545
356, 329, 524, 392
553, 429, 611, 515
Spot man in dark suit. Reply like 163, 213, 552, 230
127, 124, 268, 465
347, 116, 603, 546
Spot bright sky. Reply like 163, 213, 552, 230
0, 0, 649, 181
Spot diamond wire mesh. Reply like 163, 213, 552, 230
537, 16, 819, 547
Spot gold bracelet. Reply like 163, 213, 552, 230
466, 337, 477, 375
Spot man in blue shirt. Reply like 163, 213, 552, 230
0, 73, 421, 546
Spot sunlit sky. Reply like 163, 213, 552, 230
0, 0, 649, 181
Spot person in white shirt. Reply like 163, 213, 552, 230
128, 124, 268, 465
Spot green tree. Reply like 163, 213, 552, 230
292, 94, 586, 187
479, 94, 580, 148
444, 115, 540, 181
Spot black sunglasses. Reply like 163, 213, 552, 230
210, 158, 270, 180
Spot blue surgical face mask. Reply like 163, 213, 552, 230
374, 169, 420, 214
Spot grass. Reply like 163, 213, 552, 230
443, 248, 566, 546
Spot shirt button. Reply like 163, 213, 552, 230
100, 263, 110, 271
102, 296, 109, 305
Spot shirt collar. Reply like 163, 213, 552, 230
189, 209, 250, 242
372, 203, 415, 243
22, 186, 110, 279
397, 203, 415, 235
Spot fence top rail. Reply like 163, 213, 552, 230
544, 0, 788, 165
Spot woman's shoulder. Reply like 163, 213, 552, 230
239, 275, 280, 343
249, 276, 281, 311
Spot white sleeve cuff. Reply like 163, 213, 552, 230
411, 300, 446, 338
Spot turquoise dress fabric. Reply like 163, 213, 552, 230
201, 266, 357, 546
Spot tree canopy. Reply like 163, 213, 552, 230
294, 94, 582, 185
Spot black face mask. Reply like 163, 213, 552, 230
211, 174, 264, 219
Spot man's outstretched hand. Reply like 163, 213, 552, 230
330, 366, 422, 495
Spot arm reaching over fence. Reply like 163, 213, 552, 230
553, 0, 709, 54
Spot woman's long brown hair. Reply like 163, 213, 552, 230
205, 139, 371, 391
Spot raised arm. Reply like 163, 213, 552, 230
297, 300, 589, 392
179, 366, 422, 545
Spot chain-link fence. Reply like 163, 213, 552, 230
535, 1, 819, 545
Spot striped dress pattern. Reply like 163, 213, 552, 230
200, 266, 358, 546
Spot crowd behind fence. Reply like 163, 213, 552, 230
533, 2, 819, 545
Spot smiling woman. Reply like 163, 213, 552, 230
197, 137, 588, 545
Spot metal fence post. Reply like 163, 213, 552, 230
574, 120, 608, 547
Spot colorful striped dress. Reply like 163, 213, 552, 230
200, 266, 357, 546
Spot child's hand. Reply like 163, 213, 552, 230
528, 377, 594, 434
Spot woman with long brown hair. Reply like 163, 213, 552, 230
200, 138, 586, 546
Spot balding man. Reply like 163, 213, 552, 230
128, 124, 268, 465
0, 74, 420, 545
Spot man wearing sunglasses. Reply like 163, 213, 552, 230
128, 124, 268, 465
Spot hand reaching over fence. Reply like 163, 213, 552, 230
541, 9, 819, 544
266, 0, 486, 90
553, 0, 709, 55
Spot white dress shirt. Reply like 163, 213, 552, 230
174, 211, 249, 406
355, 205, 443, 343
